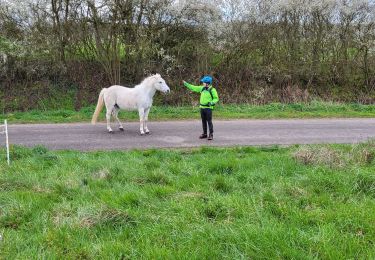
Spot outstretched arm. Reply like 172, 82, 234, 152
183, 81, 203, 93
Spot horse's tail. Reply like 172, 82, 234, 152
91, 88, 106, 124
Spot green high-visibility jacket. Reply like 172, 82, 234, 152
183, 82, 219, 109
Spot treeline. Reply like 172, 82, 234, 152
0, 0, 374, 111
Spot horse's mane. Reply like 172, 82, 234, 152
139, 74, 161, 86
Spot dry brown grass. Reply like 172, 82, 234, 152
293, 141, 375, 168
293, 146, 344, 167
92, 169, 110, 180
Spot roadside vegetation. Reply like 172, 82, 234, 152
1, 1, 375, 113
0, 142, 374, 258
1, 101, 374, 124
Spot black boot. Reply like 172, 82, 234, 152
199, 134, 208, 139
208, 134, 213, 140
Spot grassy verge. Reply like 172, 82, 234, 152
1, 101, 374, 123
0, 143, 374, 258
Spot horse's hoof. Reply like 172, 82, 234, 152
108, 130, 114, 134
119, 127, 124, 131
145, 131, 150, 135
140, 132, 145, 136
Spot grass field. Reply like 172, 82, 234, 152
0, 143, 375, 258
1, 101, 374, 123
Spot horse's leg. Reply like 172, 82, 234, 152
103, 92, 116, 133
138, 108, 145, 135
144, 107, 151, 134
106, 109, 113, 133
112, 108, 124, 131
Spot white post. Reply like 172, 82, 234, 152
4, 120, 9, 166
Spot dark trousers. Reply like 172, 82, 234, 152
200, 108, 213, 134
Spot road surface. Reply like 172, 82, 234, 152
2, 119, 375, 151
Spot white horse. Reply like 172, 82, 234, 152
91, 74, 170, 135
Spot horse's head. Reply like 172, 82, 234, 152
151, 74, 170, 93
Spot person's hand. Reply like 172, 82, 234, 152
182, 80, 186, 85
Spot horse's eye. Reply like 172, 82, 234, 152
159, 81, 162, 83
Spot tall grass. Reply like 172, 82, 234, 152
0, 143, 374, 258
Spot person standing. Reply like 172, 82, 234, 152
182, 75, 219, 140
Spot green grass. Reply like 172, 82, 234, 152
1, 101, 374, 123
0, 143, 375, 258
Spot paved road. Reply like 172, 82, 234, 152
1, 119, 374, 151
